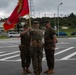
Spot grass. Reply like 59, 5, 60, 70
0, 35, 8, 39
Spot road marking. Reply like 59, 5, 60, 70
0, 47, 76, 62
0, 45, 18, 48
1, 54, 19, 60
42, 57, 46, 61
55, 47, 74, 55
61, 51, 76, 60
0, 51, 19, 57
16, 59, 21, 61
0, 52, 4, 54
0, 58, 76, 62
55, 48, 60, 50
57, 42, 69, 44
69, 38, 76, 39
0, 59, 20, 62
0, 41, 20, 44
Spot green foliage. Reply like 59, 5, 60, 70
0, 35, 8, 39
31, 12, 76, 29
1, 12, 76, 30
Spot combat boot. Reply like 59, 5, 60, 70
35, 72, 40, 75
44, 69, 54, 74
26, 68, 31, 74
35, 74, 40, 75
22, 68, 26, 74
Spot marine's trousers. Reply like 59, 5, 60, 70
31, 47, 43, 74
45, 48, 55, 69
20, 47, 31, 69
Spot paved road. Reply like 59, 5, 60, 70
0, 38, 76, 75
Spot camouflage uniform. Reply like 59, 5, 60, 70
30, 29, 43, 74
19, 33, 31, 69
44, 27, 56, 70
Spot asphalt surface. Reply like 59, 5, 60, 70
0, 37, 76, 75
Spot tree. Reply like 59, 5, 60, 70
69, 13, 75, 18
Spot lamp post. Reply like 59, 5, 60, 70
54, 14, 57, 30
57, 3, 63, 36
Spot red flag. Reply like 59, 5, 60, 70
19, 0, 29, 16
3, 0, 29, 31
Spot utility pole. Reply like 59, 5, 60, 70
57, 2, 63, 36
54, 14, 57, 30
29, 0, 35, 18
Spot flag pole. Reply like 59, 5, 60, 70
28, 13, 31, 27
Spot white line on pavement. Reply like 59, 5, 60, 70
42, 57, 46, 61
16, 59, 21, 61
0, 52, 4, 54
55, 47, 75, 55
1, 54, 19, 60
0, 47, 76, 62
0, 45, 18, 48
57, 42, 69, 44
55, 48, 60, 50
1, 58, 76, 62
69, 37, 76, 39
0, 51, 19, 57
60, 51, 76, 60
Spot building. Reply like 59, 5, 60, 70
0, 22, 7, 35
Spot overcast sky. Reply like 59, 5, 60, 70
0, 0, 76, 18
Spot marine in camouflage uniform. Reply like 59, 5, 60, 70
30, 21, 43, 75
19, 25, 31, 74
44, 20, 57, 74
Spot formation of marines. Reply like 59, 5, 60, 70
19, 20, 57, 75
